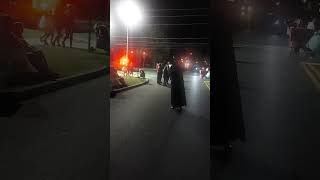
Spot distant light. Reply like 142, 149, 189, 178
130, 50, 134, 54
117, 0, 143, 27
241, 6, 245, 10
241, 11, 245, 16
276, 2, 280, 6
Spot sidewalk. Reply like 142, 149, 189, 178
24, 29, 97, 50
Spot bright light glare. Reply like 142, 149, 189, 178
110, 19, 115, 34
120, 56, 129, 66
117, 1, 143, 27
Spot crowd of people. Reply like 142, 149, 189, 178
0, 13, 58, 88
156, 58, 186, 112
287, 16, 320, 58
38, 4, 75, 48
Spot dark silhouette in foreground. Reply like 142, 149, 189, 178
169, 59, 186, 112
211, 1, 246, 152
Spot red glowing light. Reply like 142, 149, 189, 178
120, 56, 129, 66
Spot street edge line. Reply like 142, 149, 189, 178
307, 63, 320, 81
204, 81, 210, 90
112, 78, 149, 94
301, 63, 320, 92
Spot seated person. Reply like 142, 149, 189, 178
11, 22, 59, 79
0, 15, 56, 87
139, 69, 145, 79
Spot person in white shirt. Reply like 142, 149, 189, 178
307, 18, 316, 30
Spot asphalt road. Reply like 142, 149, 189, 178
0, 77, 109, 180
213, 34, 320, 179
110, 70, 210, 180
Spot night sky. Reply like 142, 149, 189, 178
111, 0, 209, 56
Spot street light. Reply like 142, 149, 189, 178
117, 0, 143, 61
142, 51, 147, 67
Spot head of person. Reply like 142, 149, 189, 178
0, 14, 13, 34
11, 22, 24, 38
66, 4, 72, 9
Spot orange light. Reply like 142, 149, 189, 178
120, 56, 129, 66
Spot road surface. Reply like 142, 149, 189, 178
0, 77, 109, 180
213, 33, 320, 179
110, 70, 211, 180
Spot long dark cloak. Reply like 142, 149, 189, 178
170, 63, 186, 107
211, 0, 246, 146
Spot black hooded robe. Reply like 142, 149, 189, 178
211, 0, 246, 146
170, 62, 186, 107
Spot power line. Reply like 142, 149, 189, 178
111, 36, 209, 40
145, 23, 209, 26
149, 15, 208, 18
147, 8, 209, 11
112, 43, 208, 48
111, 41, 209, 45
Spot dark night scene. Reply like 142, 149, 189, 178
0, 0, 109, 179
212, 0, 320, 179
110, 0, 210, 180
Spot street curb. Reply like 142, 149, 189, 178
301, 63, 320, 92
111, 78, 149, 94
0, 67, 108, 101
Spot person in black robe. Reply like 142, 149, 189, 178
211, 0, 246, 150
162, 62, 170, 86
156, 62, 163, 84
170, 59, 186, 111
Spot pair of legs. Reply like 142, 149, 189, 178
62, 27, 73, 47
40, 30, 54, 45
157, 73, 163, 84
52, 27, 63, 46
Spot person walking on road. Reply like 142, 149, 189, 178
52, 3, 65, 46
41, 10, 55, 45
156, 62, 163, 84
162, 61, 170, 86
61, 4, 75, 48
169, 59, 186, 112
211, 0, 246, 152
39, 12, 48, 44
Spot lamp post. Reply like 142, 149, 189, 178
117, 0, 143, 61
142, 51, 146, 68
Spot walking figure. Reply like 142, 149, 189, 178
61, 4, 75, 48
170, 59, 186, 112
156, 62, 163, 84
52, 3, 65, 46
40, 10, 55, 45
162, 61, 170, 86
